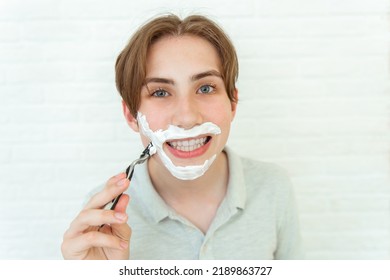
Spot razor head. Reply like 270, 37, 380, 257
125, 142, 155, 180
142, 142, 156, 157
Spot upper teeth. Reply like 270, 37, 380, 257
168, 137, 208, 151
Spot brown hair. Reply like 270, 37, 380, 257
115, 14, 239, 117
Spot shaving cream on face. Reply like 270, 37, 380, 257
137, 112, 221, 180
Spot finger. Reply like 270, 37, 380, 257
113, 193, 130, 213
84, 173, 130, 210
62, 231, 128, 258
64, 209, 128, 239
111, 216, 132, 243
110, 194, 132, 241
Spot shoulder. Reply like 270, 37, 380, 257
225, 146, 296, 221
226, 146, 292, 193
244, 157, 293, 205
241, 156, 290, 182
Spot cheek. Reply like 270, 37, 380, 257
206, 101, 234, 127
150, 116, 170, 132
140, 134, 152, 146
138, 105, 169, 132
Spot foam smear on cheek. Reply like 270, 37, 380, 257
137, 112, 221, 180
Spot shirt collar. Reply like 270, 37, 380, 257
132, 146, 247, 224
224, 146, 246, 210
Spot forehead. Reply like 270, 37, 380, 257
146, 35, 222, 75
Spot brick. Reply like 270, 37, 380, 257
239, 97, 389, 119
0, 85, 45, 104
0, 124, 47, 143
0, 65, 5, 84
5, 63, 75, 84
46, 123, 116, 143
82, 142, 141, 162
237, 78, 390, 101
297, 195, 390, 213
81, 104, 124, 122
49, 163, 127, 188
59, 0, 139, 19
222, 16, 388, 38
0, 22, 21, 42
300, 212, 388, 232
21, 21, 92, 42
114, 122, 141, 141
11, 144, 83, 162
220, 18, 300, 39
8, 105, 80, 123
0, 147, 11, 163
300, 57, 388, 78
0, 0, 61, 20
70, 62, 114, 83
42, 41, 117, 62
306, 251, 390, 259
236, 37, 387, 58
0, 43, 44, 63
302, 232, 389, 251
291, 174, 390, 195
324, 156, 387, 175
43, 83, 118, 104
87, 20, 138, 42
0, 163, 56, 186
255, 0, 389, 16
59, 0, 255, 19
240, 58, 300, 79
6, 62, 113, 84
294, 98, 387, 118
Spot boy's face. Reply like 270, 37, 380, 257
124, 35, 237, 173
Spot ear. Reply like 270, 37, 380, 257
122, 100, 139, 132
230, 88, 238, 120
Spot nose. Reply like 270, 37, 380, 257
171, 95, 203, 130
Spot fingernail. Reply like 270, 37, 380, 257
120, 241, 128, 250
117, 178, 127, 186
115, 212, 127, 221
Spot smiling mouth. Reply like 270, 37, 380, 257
166, 136, 212, 152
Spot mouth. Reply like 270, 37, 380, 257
167, 136, 211, 151
165, 136, 212, 158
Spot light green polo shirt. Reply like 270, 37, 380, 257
125, 146, 303, 259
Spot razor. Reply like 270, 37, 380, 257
103, 142, 155, 211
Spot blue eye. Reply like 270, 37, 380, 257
152, 89, 169, 97
198, 84, 215, 94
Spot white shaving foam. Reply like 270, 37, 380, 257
137, 112, 221, 180
148, 143, 157, 156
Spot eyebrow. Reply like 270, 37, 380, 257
191, 70, 222, 81
144, 77, 174, 85
144, 70, 222, 86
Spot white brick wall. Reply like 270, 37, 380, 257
0, 0, 389, 259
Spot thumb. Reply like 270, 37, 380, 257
114, 193, 130, 213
